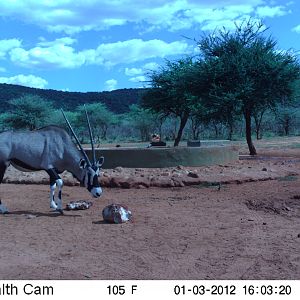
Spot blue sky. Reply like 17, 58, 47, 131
0, 0, 299, 92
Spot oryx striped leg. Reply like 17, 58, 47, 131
47, 169, 64, 214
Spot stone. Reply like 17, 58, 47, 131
126, 177, 150, 188
99, 176, 111, 187
102, 204, 132, 224
150, 177, 175, 188
26, 214, 37, 219
136, 185, 147, 189
172, 178, 185, 187
187, 171, 199, 178
171, 172, 182, 178
161, 172, 171, 176
114, 166, 124, 173
182, 177, 202, 186
109, 176, 122, 188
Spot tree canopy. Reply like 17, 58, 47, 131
4, 94, 54, 130
76, 103, 117, 142
143, 58, 202, 146
143, 19, 300, 152
196, 20, 300, 154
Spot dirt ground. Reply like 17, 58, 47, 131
0, 141, 300, 280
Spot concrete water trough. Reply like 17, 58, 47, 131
85, 141, 238, 169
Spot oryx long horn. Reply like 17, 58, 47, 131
84, 104, 96, 165
61, 109, 92, 166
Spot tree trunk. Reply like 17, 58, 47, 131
244, 110, 257, 155
284, 118, 290, 136
191, 117, 200, 140
213, 122, 219, 138
101, 125, 108, 140
192, 125, 198, 140
227, 121, 233, 140
195, 127, 201, 140
174, 114, 189, 147
255, 129, 260, 140
253, 110, 265, 140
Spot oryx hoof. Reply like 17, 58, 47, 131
57, 209, 64, 215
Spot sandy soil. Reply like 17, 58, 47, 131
0, 159, 300, 279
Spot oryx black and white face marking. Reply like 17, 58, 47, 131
80, 157, 103, 198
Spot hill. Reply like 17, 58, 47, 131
0, 83, 147, 114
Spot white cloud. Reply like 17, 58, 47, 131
256, 5, 290, 18
0, 74, 48, 88
9, 37, 85, 69
125, 62, 159, 84
104, 79, 117, 91
0, 39, 22, 59
125, 62, 159, 74
142, 62, 160, 72
125, 67, 143, 76
125, 62, 160, 83
8, 38, 189, 69
125, 63, 159, 76
0, 67, 6, 72
86, 39, 190, 67
129, 75, 147, 83
292, 24, 300, 34
37, 37, 77, 47
0, 1, 290, 34
188, 5, 254, 25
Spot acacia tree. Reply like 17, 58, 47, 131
275, 102, 298, 136
126, 104, 158, 141
196, 20, 300, 154
0, 112, 11, 131
4, 94, 54, 130
142, 58, 201, 146
76, 103, 117, 142
253, 107, 268, 140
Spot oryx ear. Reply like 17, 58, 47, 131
97, 156, 104, 167
79, 159, 87, 169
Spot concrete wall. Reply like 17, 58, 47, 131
85, 145, 239, 169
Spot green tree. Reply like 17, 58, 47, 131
126, 104, 158, 141
46, 109, 78, 129
0, 113, 11, 131
142, 58, 201, 146
4, 94, 54, 130
196, 20, 300, 154
274, 102, 298, 136
76, 103, 117, 142
253, 107, 269, 140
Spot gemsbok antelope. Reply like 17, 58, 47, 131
0, 107, 104, 214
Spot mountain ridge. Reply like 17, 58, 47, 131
0, 83, 146, 114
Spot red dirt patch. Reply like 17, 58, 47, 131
1, 174, 300, 279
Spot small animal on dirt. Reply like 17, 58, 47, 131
0, 106, 104, 214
